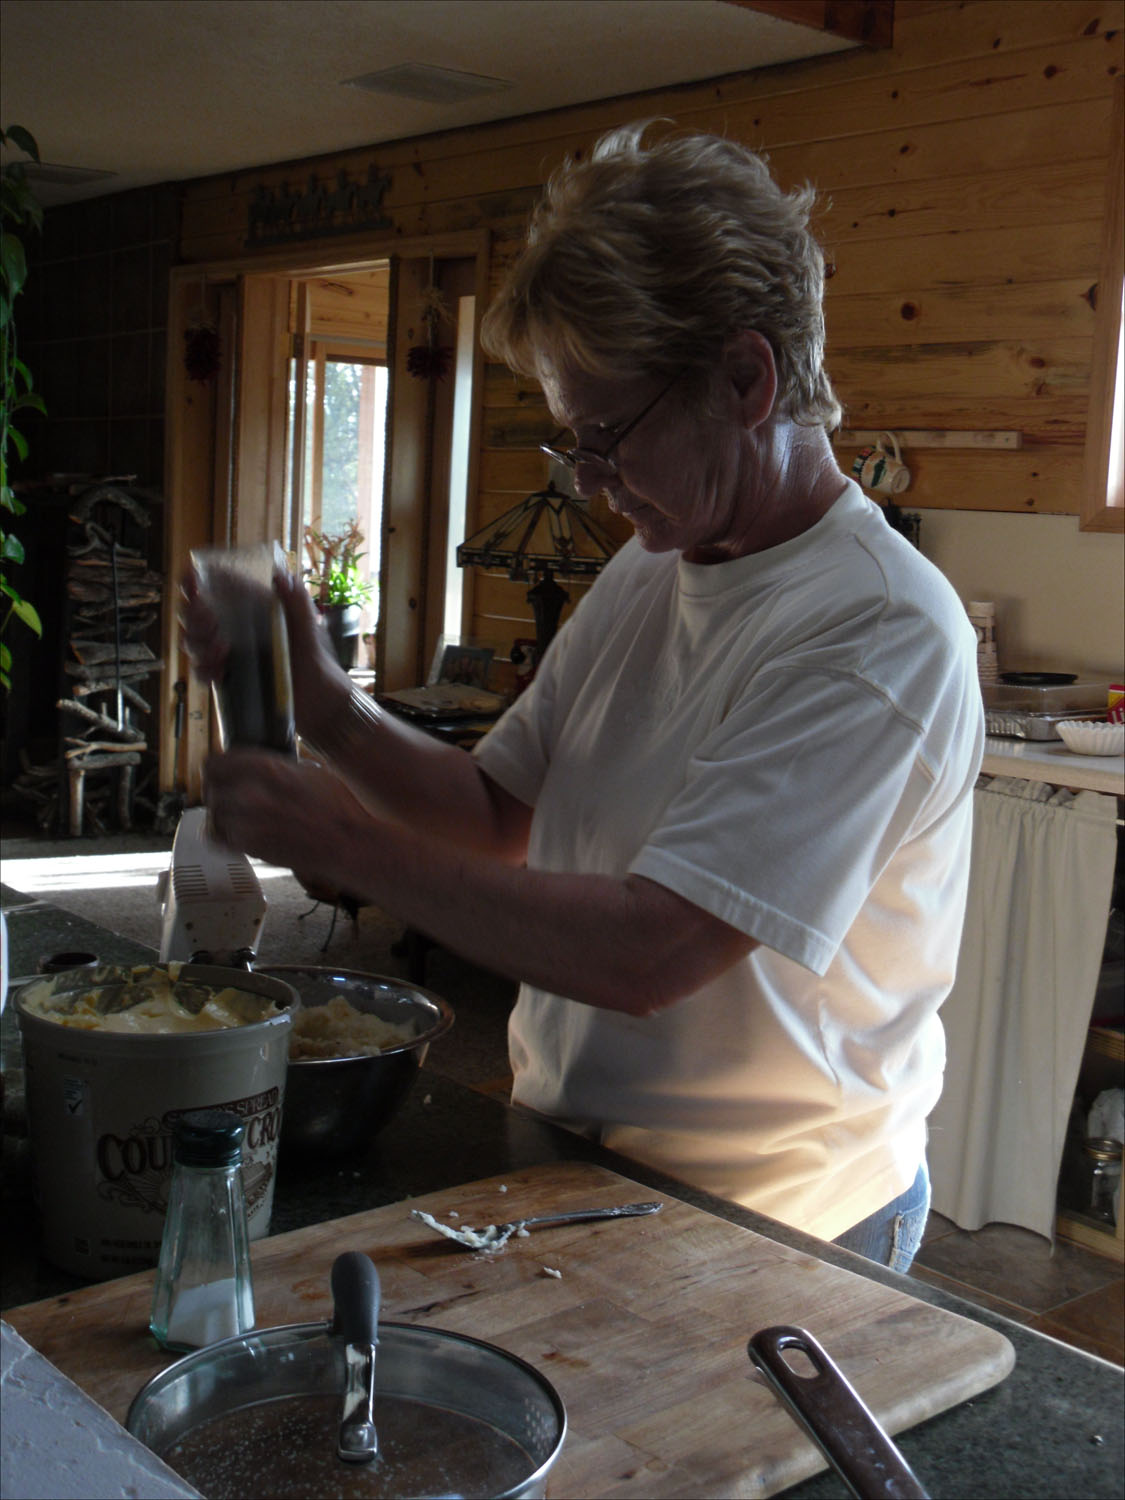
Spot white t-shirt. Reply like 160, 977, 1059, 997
474, 480, 983, 1240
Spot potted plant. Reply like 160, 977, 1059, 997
304, 521, 375, 669
1, 124, 46, 692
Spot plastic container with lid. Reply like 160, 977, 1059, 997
981, 678, 1112, 712
14, 962, 294, 1278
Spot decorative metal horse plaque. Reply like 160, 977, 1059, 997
246, 163, 393, 246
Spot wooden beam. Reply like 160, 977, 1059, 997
724, 1, 894, 49
836, 430, 1023, 450
233, 275, 291, 548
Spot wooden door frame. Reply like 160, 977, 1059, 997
161, 229, 489, 799
379, 253, 482, 691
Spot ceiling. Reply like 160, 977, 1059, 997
0, 0, 860, 207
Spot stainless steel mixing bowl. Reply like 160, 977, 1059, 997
257, 966, 453, 1155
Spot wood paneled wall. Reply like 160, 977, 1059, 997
294, 267, 390, 349
176, 0, 1123, 650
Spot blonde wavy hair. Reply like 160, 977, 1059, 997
480, 121, 841, 430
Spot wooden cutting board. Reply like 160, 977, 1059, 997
5, 1160, 1014, 1498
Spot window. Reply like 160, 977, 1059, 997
299, 352, 388, 612
1081, 77, 1124, 532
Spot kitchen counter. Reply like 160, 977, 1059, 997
981, 734, 1125, 796
2, 889, 1123, 1499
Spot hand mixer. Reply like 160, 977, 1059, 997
157, 807, 268, 967
157, 543, 296, 966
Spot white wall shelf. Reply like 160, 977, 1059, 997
981, 737, 1125, 798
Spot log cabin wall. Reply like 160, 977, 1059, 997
173, 0, 1122, 678
296, 267, 390, 349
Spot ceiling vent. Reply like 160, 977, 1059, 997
343, 63, 512, 104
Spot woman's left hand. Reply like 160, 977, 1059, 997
202, 749, 371, 886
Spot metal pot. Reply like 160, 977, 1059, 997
126, 1252, 566, 1499
256, 966, 454, 1155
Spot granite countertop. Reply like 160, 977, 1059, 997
2, 890, 1122, 1499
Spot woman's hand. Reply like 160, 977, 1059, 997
178, 567, 228, 683
203, 747, 370, 885
180, 562, 353, 743
202, 751, 753, 1017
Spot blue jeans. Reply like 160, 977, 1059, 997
831, 1160, 931, 1273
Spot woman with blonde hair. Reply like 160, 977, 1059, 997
191, 123, 982, 1270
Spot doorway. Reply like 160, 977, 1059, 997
162, 232, 488, 798
285, 257, 480, 688
286, 267, 392, 668
380, 254, 478, 689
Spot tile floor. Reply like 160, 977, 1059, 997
910, 1211, 1124, 1367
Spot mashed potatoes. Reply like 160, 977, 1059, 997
288, 996, 415, 1059
19, 966, 282, 1033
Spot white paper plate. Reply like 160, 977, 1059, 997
1056, 720, 1125, 756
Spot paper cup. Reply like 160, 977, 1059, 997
15, 964, 296, 1279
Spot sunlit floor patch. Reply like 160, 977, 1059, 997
1, 851, 292, 896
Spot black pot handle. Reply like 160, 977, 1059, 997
748, 1325, 929, 1500
331, 1251, 381, 1344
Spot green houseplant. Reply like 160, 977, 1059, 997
304, 521, 376, 668
1, 124, 45, 691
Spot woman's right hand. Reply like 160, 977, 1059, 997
178, 566, 228, 683
180, 563, 354, 745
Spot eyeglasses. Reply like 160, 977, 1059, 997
539, 370, 681, 481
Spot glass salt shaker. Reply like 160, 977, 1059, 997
150, 1108, 256, 1351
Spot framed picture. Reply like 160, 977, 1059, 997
435, 644, 494, 689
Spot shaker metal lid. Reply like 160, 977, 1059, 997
173, 1109, 246, 1167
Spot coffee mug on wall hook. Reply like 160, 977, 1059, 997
852, 431, 911, 495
